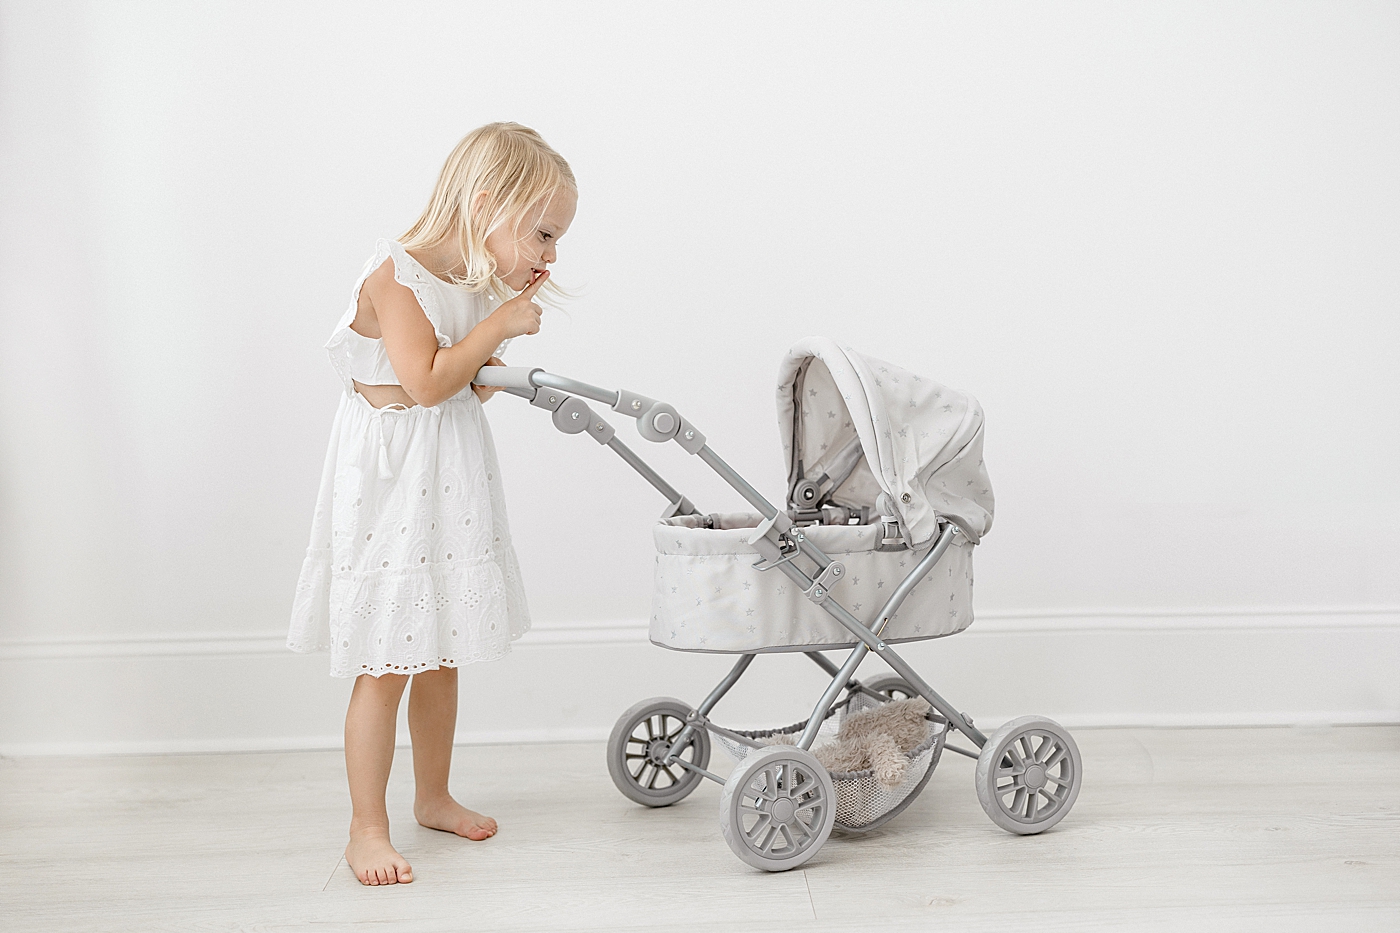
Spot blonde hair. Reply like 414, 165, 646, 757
401, 122, 575, 300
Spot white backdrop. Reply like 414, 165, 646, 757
2, 1, 1397, 753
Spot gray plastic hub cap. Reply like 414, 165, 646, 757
719, 745, 836, 871
975, 715, 1082, 835
607, 697, 711, 808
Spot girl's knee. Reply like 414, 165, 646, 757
354, 671, 410, 698
412, 664, 457, 684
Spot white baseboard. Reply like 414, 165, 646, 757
2, 608, 1397, 757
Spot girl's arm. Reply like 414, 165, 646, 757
364, 264, 548, 408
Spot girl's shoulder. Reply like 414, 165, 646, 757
362, 239, 432, 288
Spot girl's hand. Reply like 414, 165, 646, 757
488, 270, 549, 339
472, 356, 506, 403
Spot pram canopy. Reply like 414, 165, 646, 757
776, 337, 994, 547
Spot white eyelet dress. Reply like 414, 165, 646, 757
287, 239, 530, 677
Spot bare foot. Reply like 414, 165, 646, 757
414, 794, 498, 841
345, 828, 413, 886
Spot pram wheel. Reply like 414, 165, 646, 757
607, 697, 711, 807
720, 745, 836, 871
861, 673, 918, 700
975, 716, 1082, 835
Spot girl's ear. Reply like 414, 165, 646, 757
469, 189, 491, 223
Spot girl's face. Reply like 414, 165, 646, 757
484, 188, 578, 292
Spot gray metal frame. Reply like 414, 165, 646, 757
475, 364, 991, 786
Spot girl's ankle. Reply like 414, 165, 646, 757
349, 817, 392, 837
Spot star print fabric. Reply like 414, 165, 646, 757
650, 513, 974, 653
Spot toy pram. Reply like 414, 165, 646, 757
475, 336, 1082, 871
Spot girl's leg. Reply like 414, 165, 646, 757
408, 665, 498, 840
344, 672, 413, 885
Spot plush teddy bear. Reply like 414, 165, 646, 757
762, 697, 932, 788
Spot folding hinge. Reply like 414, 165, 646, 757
874, 519, 907, 552
803, 561, 846, 604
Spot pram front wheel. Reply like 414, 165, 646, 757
975, 716, 1082, 835
607, 697, 711, 808
719, 745, 836, 871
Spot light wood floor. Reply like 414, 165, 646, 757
2, 726, 1397, 932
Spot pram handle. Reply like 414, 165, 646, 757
472, 364, 625, 408
471, 365, 544, 391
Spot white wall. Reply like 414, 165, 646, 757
2, 1, 1397, 754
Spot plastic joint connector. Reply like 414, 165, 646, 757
531, 388, 567, 412
613, 387, 704, 453
551, 397, 615, 445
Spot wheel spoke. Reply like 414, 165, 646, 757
1004, 743, 1026, 770
1009, 786, 1027, 814
797, 782, 825, 809
754, 822, 780, 854
645, 763, 663, 789
789, 771, 814, 798
1042, 747, 1068, 771
1039, 784, 1064, 805
624, 752, 648, 761
792, 808, 820, 842
777, 822, 798, 853
1024, 788, 1039, 820
662, 764, 681, 786
997, 763, 1026, 780
665, 718, 684, 741
1018, 735, 1036, 763
740, 795, 768, 816
1034, 736, 1060, 764
741, 808, 768, 834
752, 767, 780, 801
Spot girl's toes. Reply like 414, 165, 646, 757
397, 864, 413, 883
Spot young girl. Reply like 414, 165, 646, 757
287, 123, 577, 886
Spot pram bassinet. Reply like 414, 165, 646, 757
651, 338, 993, 653
652, 512, 974, 652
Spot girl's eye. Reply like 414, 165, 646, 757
539, 231, 552, 241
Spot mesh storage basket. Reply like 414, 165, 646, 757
714, 694, 947, 833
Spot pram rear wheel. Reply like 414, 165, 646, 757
607, 697, 711, 808
720, 745, 836, 871
975, 716, 1082, 835
861, 673, 918, 700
